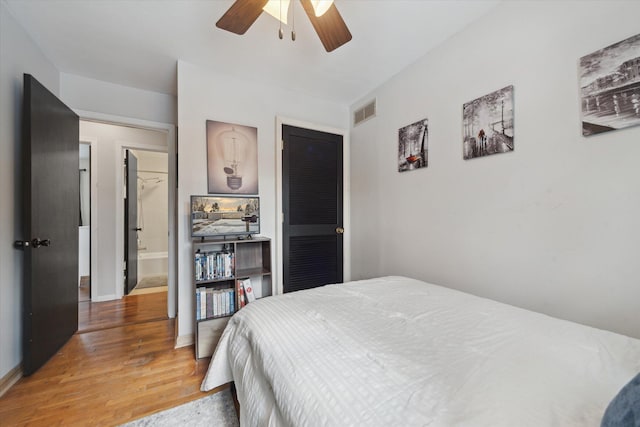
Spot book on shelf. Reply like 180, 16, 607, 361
214, 291, 219, 316
206, 290, 214, 318
194, 253, 203, 281
194, 250, 235, 281
196, 287, 236, 320
199, 287, 206, 320
196, 288, 201, 320
215, 291, 221, 316
236, 279, 246, 308
240, 278, 256, 303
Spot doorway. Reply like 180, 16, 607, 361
77, 117, 176, 333
280, 123, 348, 293
78, 142, 91, 302
125, 149, 169, 296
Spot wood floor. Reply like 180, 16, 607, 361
0, 293, 223, 426
79, 291, 168, 333
79, 276, 90, 302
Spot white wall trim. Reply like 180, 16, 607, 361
74, 109, 177, 319
79, 137, 99, 301
0, 364, 22, 398
274, 116, 351, 295
73, 109, 174, 134
175, 333, 194, 349
90, 294, 118, 303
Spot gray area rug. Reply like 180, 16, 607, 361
120, 389, 239, 427
135, 274, 168, 289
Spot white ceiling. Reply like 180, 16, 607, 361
5, 0, 501, 105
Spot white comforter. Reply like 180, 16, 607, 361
202, 276, 640, 426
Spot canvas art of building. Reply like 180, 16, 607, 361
580, 32, 640, 136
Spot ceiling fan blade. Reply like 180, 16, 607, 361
216, 0, 270, 35
300, 0, 352, 52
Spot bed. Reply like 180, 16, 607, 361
201, 276, 640, 426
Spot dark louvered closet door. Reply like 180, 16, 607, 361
282, 125, 343, 293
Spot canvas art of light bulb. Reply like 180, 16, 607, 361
217, 127, 249, 190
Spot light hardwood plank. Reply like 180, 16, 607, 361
79, 291, 168, 333
0, 293, 223, 426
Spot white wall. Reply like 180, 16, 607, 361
350, 0, 640, 339
61, 73, 176, 125
177, 60, 348, 344
79, 121, 167, 300
78, 227, 90, 281
0, 0, 61, 379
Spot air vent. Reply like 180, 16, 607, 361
353, 99, 376, 126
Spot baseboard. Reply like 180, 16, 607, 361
175, 333, 194, 349
0, 364, 22, 398
90, 294, 118, 302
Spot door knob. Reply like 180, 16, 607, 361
14, 238, 51, 249
134, 228, 142, 231
31, 238, 51, 248
14, 240, 30, 249
336, 227, 344, 234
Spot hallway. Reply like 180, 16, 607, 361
78, 289, 168, 333
0, 293, 219, 426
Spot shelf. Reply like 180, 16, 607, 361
194, 236, 271, 359
197, 313, 234, 323
194, 236, 270, 245
235, 267, 271, 279
194, 276, 235, 286
197, 317, 229, 359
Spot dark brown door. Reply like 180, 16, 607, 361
282, 125, 343, 293
124, 150, 139, 295
20, 74, 79, 376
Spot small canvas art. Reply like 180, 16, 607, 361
463, 85, 514, 160
580, 33, 640, 136
206, 120, 258, 194
398, 118, 428, 172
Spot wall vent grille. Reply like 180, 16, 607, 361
353, 99, 376, 126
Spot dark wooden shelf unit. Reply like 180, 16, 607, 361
193, 237, 271, 359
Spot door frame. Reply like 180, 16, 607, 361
79, 137, 99, 301
275, 116, 351, 295
76, 110, 177, 319
115, 144, 167, 297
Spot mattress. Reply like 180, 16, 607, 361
202, 276, 640, 426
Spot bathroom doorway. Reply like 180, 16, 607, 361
125, 149, 169, 296
78, 142, 91, 302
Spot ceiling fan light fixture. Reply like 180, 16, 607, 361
216, 0, 350, 52
263, 0, 291, 24
310, 0, 333, 17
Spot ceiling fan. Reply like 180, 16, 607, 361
216, 0, 352, 52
